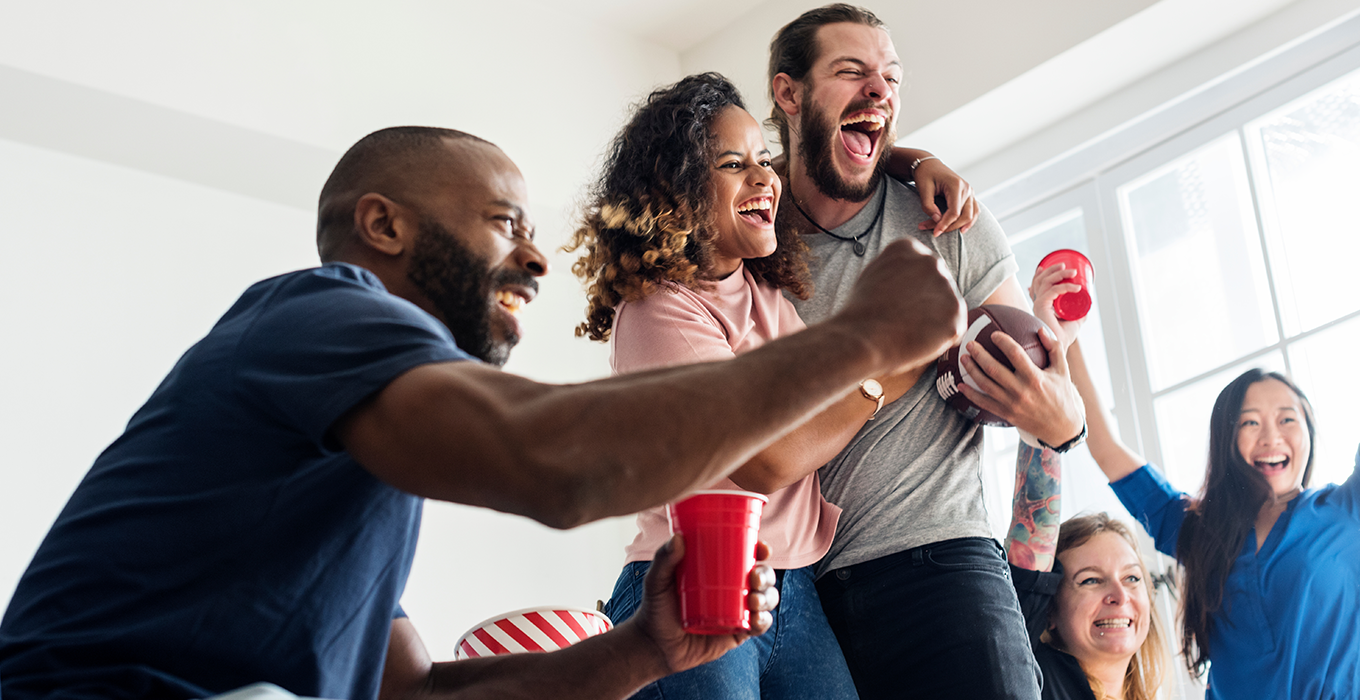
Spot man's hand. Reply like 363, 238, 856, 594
378, 536, 778, 700
835, 239, 965, 376
630, 535, 778, 675
913, 157, 979, 237
1029, 262, 1085, 349
958, 326, 1086, 448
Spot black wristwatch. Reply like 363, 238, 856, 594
1039, 422, 1087, 454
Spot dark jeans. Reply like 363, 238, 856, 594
604, 563, 859, 700
816, 537, 1040, 700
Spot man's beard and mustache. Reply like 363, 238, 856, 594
797, 94, 895, 203
406, 217, 537, 367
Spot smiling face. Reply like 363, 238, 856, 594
795, 22, 900, 202
705, 106, 780, 277
405, 139, 548, 366
1051, 531, 1151, 669
1237, 378, 1311, 499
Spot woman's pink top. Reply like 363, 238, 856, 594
611, 263, 840, 569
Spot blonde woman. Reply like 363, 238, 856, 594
987, 267, 1167, 700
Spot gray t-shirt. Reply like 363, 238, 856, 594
790, 177, 1017, 575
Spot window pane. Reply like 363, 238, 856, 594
1153, 352, 1287, 492
1248, 69, 1360, 336
1286, 315, 1360, 486
1009, 209, 1087, 279
1118, 136, 1277, 391
1009, 211, 1114, 440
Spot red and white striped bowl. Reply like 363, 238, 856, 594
454, 607, 614, 660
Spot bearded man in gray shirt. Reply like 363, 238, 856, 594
762, 5, 1088, 699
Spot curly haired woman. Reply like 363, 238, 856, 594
567, 72, 974, 699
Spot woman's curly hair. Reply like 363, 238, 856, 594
565, 72, 811, 342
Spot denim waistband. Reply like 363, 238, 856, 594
824, 536, 1004, 579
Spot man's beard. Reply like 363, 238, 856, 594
406, 218, 537, 367
797, 94, 894, 203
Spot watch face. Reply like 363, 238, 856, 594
861, 378, 883, 398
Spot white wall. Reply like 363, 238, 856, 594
0, 0, 681, 660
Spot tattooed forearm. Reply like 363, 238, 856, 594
1004, 441, 1061, 572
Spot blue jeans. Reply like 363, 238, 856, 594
604, 562, 859, 700
816, 537, 1040, 700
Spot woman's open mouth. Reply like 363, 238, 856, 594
737, 196, 774, 225
1255, 455, 1290, 476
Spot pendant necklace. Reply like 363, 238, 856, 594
788, 181, 886, 257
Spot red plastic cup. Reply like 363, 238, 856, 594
666, 490, 768, 635
1038, 249, 1094, 321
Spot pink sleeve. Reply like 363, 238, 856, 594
611, 287, 734, 375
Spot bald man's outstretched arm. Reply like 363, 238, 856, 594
378, 538, 778, 700
336, 239, 964, 529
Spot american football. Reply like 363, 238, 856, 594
935, 304, 1051, 427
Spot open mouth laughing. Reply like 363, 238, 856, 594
736, 195, 774, 225
1094, 617, 1133, 629
839, 111, 887, 161
1255, 454, 1290, 477
495, 288, 530, 317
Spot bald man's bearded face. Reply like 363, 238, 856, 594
406, 217, 534, 366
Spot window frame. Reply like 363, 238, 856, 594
987, 16, 1360, 486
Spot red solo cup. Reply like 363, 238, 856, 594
666, 490, 768, 635
1038, 249, 1094, 321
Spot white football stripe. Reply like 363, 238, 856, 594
958, 315, 995, 395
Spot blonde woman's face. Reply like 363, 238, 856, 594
1051, 531, 1151, 667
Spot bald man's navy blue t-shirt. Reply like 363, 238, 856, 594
0, 263, 471, 700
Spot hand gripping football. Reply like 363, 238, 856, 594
935, 304, 1051, 428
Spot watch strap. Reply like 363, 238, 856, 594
1039, 422, 1087, 454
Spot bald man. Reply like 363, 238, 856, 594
0, 127, 964, 700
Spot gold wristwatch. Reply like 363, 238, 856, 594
860, 379, 885, 420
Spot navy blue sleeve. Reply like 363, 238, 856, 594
235, 265, 471, 448
1110, 464, 1189, 558
1011, 563, 1062, 648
